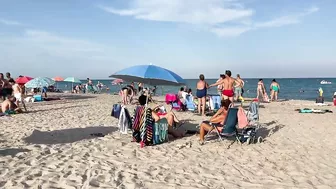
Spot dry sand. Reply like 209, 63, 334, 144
1, 94, 336, 189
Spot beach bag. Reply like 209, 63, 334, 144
153, 119, 169, 145
237, 107, 249, 129
111, 104, 121, 119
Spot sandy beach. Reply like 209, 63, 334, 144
1, 94, 336, 189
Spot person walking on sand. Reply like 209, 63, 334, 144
196, 74, 209, 116
209, 70, 235, 102
270, 79, 280, 101
234, 74, 244, 101
257, 79, 266, 101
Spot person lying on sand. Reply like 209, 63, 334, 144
1, 96, 23, 114
199, 99, 231, 144
138, 95, 185, 138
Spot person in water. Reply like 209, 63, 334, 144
199, 99, 231, 144
270, 79, 280, 101
196, 74, 209, 116
209, 70, 235, 102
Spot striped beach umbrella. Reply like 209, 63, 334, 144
25, 77, 55, 88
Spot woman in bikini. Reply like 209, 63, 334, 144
270, 79, 280, 101
196, 74, 209, 116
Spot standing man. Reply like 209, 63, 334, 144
234, 74, 244, 101
209, 70, 235, 102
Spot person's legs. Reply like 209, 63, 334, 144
199, 122, 214, 142
201, 97, 206, 116
197, 97, 201, 114
274, 91, 278, 101
165, 114, 184, 137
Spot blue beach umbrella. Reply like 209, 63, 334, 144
25, 77, 55, 88
109, 64, 185, 86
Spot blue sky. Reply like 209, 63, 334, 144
0, 0, 335, 79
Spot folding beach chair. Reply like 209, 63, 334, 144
204, 107, 240, 143
208, 95, 221, 112
185, 95, 196, 111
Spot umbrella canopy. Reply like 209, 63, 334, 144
25, 77, 55, 88
64, 77, 82, 83
53, 76, 64, 81
110, 64, 185, 86
112, 79, 123, 85
16, 76, 33, 84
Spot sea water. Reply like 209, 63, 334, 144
55, 78, 336, 101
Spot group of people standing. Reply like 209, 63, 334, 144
195, 70, 281, 116
196, 70, 244, 116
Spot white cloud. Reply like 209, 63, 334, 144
211, 26, 251, 37
255, 6, 320, 28
98, 0, 254, 25
99, 0, 319, 37
0, 18, 23, 26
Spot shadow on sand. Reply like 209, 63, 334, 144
0, 148, 31, 157
27, 105, 87, 113
61, 94, 97, 100
258, 121, 285, 139
24, 126, 118, 145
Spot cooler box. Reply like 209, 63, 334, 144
33, 95, 43, 102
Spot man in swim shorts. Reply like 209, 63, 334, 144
210, 70, 235, 102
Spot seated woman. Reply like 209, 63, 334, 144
199, 99, 232, 144
138, 95, 185, 138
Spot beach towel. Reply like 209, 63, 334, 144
132, 106, 145, 142
118, 106, 132, 134
263, 92, 270, 103
297, 108, 333, 114
247, 102, 259, 122
209, 95, 221, 110
153, 118, 169, 145
237, 107, 249, 129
